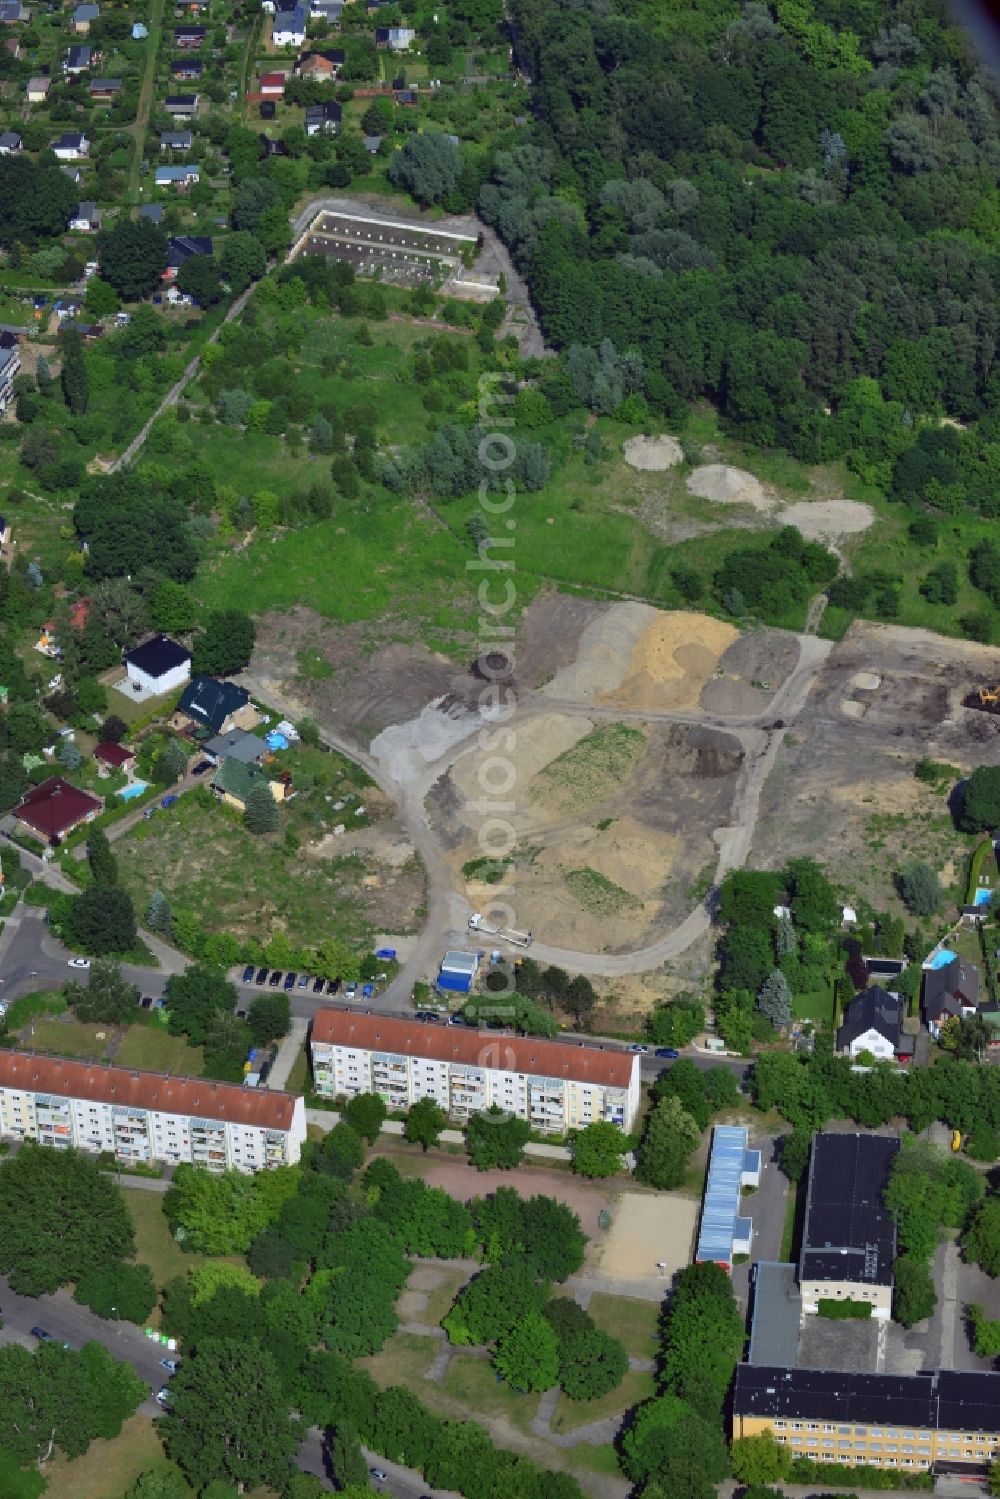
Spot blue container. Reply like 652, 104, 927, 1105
375, 948, 396, 960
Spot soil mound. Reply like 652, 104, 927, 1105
608, 611, 739, 711
781, 498, 874, 543
686, 464, 771, 511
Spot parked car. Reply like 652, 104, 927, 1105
269, 971, 283, 987
255, 967, 268, 984
153, 997, 166, 1009
369, 1473, 387, 1485
67, 957, 90, 969
627, 1044, 648, 1053
241, 965, 255, 984
297, 973, 309, 988
161, 795, 179, 809
417, 1012, 441, 1024
345, 983, 357, 1000
312, 976, 325, 993
140, 996, 154, 1009
655, 1047, 679, 1059
30, 1327, 51, 1341
155, 1388, 171, 1406
283, 972, 296, 991
160, 1358, 179, 1372
191, 761, 212, 776
236, 1008, 247, 1019
326, 978, 341, 994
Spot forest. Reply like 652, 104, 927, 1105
483, 0, 1000, 496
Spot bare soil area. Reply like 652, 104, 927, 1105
433, 715, 742, 951
750, 621, 1000, 910
597, 1193, 699, 1282
781, 498, 874, 544
686, 464, 773, 511
699, 627, 801, 715
623, 434, 683, 471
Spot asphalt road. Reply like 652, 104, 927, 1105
0, 1274, 170, 1416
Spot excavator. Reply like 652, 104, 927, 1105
977, 686, 1000, 706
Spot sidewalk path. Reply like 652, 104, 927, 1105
267, 1016, 308, 1091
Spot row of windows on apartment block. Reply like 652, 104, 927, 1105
6, 1102, 269, 1140
774, 1423, 995, 1441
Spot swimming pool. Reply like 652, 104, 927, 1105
974, 887, 992, 907
118, 780, 149, 802
927, 948, 957, 969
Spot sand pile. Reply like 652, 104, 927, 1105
606, 611, 739, 711
687, 464, 771, 511
782, 499, 874, 543
623, 434, 683, 471
541, 603, 657, 702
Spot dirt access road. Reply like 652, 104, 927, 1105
241, 630, 831, 992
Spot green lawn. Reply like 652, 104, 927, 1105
585, 1293, 660, 1361
792, 985, 836, 1027
115, 1027, 204, 1076
24, 1017, 113, 1061
42, 1417, 176, 1499
440, 1354, 541, 1436
549, 1369, 656, 1435
123, 1188, 243, 1299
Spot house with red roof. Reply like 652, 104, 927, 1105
15, 777, 103, 843
94, 741, 136, 774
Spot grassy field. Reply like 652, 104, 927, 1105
564, 867, 641, 917
123, 1188, 243, 1298
534, 725, 647, 813
115, 1027, 204, 1076
26, 1017, 113, 1060
585, 1294, 660, 1361
42, 1417, 174, 1499
549, 1369, 656, 1435
792, 986, 836, 1027
115, 777, 388, 954
360, 1331, 621, 1481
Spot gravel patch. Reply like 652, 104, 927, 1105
623, 434, 683, 471
686, 464, 772, 511
781, 498, 875, 543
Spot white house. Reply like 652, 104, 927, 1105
310, 1009, 642, 1133
52, 132, 89, 161
835, 985, 913, 1062
122, 633, 191, 698
272, 3, 305, 45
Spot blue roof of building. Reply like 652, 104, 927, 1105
696, 1124, 752, 1267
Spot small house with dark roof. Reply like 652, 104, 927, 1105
15, 777, 102, 844
89, 77, 122, 99
174, 24, 205, 46
166, 235, 213, 277
923, 958, 980, 1039
212, 756, 286, 813
304, 99, 341, 135
164, 94, 198, 117
94, 741, 136, 773
64, 44, 92, 73
171, 57, 203, 79
123, 634, 191, 698
203, 728, 264, 765
139, 203, 163, 223
72, 2, 98, 32
0, 130, 22, 155
177, 675, 253, 735
836, 985, 911, 1062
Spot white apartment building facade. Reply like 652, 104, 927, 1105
0, 1052, 306, 1172
310, 1010, 642, 1133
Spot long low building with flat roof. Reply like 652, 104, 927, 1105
0, 1051, 306, 1172
695, 1124, 761, 1271
309, 1009, 641, 1133
733, 1364, 1000, 1476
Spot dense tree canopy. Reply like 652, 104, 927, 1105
0, 157, 77, 248
0, 1145, 135, 1295
97, 218, 169, 301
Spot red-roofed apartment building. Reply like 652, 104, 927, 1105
14, 776, 102, 843
0, 1052, 306, 1171
309, 1009, 641, 1132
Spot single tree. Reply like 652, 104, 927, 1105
893, 1253, 937, 1326
756, 969, 792, 1030
343, 1091, 387, 1144
960, 766, 1000, 832
86, 825, 118, 886
161, 1339, 299, 1492
899, 859, 941, 915
730, 1431, 791, 1485
73, 1260, 157, 1324
66, 957, 139, 1024
246, 991, 290, 1048
244, 782, 280, 834
465, 1106, 531, 1170
146, 889, 174, 934
572, 1120, 627, 1178
404, 1097, 448, 1152
192, 610, 255, 676
59, 326, 89, 415
635, 1094, 700, 1190
494, 1309, 560, 1392
68, 884, 137, 955
58, 739, 82, 772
